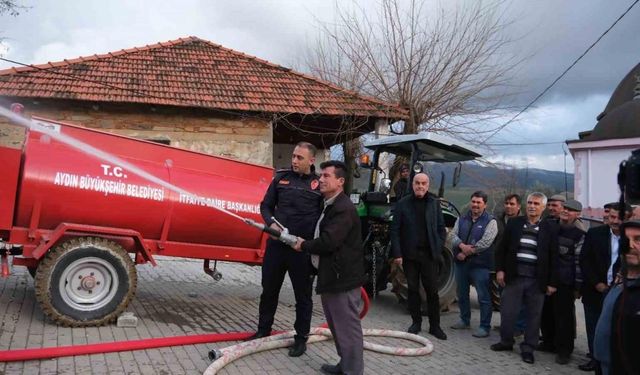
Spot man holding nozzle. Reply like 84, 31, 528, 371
247, 142, 323, 358
293, 160, 366, 375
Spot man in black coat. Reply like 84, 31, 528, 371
391, 172, 447, 340
579, 203, 630, 372
491, 192, 559, 365
294, 160, 365, 375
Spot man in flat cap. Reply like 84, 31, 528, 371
594, 219, 640, 375
538, 193, 567, 357
545, 194, 566, 221
539, 199, 586, 364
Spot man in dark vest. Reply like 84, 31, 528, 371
491, 192, 559, 364
391, 173, 447, 340
449, 191, 498, 338
539, 199, 586, 364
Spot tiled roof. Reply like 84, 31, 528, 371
0, 36, 406, 119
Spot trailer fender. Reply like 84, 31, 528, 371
31, 223, 156, 266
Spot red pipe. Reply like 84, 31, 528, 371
0, 287, 370, 362
0, 332, 254, 362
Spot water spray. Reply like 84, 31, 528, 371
0, 105, 296, 246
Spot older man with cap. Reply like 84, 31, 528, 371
546, 194, 566, 221
539, 199, 586, 364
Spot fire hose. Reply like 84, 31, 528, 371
0, 287, 366, 362
204, 327, 433, 375
0, 288, 435, 374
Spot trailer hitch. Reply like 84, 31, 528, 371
204, 259, 223, 281
0, 239, 23, 278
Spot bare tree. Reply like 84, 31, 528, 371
1, 1, 24, 17
306, 0, 521, 139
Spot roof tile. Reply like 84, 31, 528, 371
0, 36, 406, 119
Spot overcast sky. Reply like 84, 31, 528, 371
1, 0, 639, 172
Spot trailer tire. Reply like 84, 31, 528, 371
34, 237, 137, 327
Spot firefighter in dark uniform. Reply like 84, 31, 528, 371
248, 142, 323, 358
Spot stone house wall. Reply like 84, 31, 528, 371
0, 99, 273, 166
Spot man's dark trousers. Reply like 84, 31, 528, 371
258, 240, 313, 338
540, 285, 576, 355
405, 256, 440, 327
583, 292, 604, 358
499, 277, 545, 354
321, 287, 364, 375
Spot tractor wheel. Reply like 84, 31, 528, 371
490, 272, 502, 311
389, 245, 457, 312
34, 237, 137, 327
436, 246, 457, 311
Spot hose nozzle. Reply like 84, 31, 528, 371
244, 219, 298, 247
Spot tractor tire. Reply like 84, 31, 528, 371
490, 272, 502, 311
389, 245, 457, 312
34, 237, 137, 327
437, 245, 457, 311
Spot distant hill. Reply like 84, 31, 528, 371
425, 162, 573, 193
420, 162, 573, 212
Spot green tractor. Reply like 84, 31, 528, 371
351, 133, 481, 310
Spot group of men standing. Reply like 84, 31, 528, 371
428, 181, 635, 373
243, 143, 638, 374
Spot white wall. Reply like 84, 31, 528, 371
570, 137, 640, 219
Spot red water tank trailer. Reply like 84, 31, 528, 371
0, 116, 274, 326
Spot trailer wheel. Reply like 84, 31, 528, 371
34, 237, 137, 327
